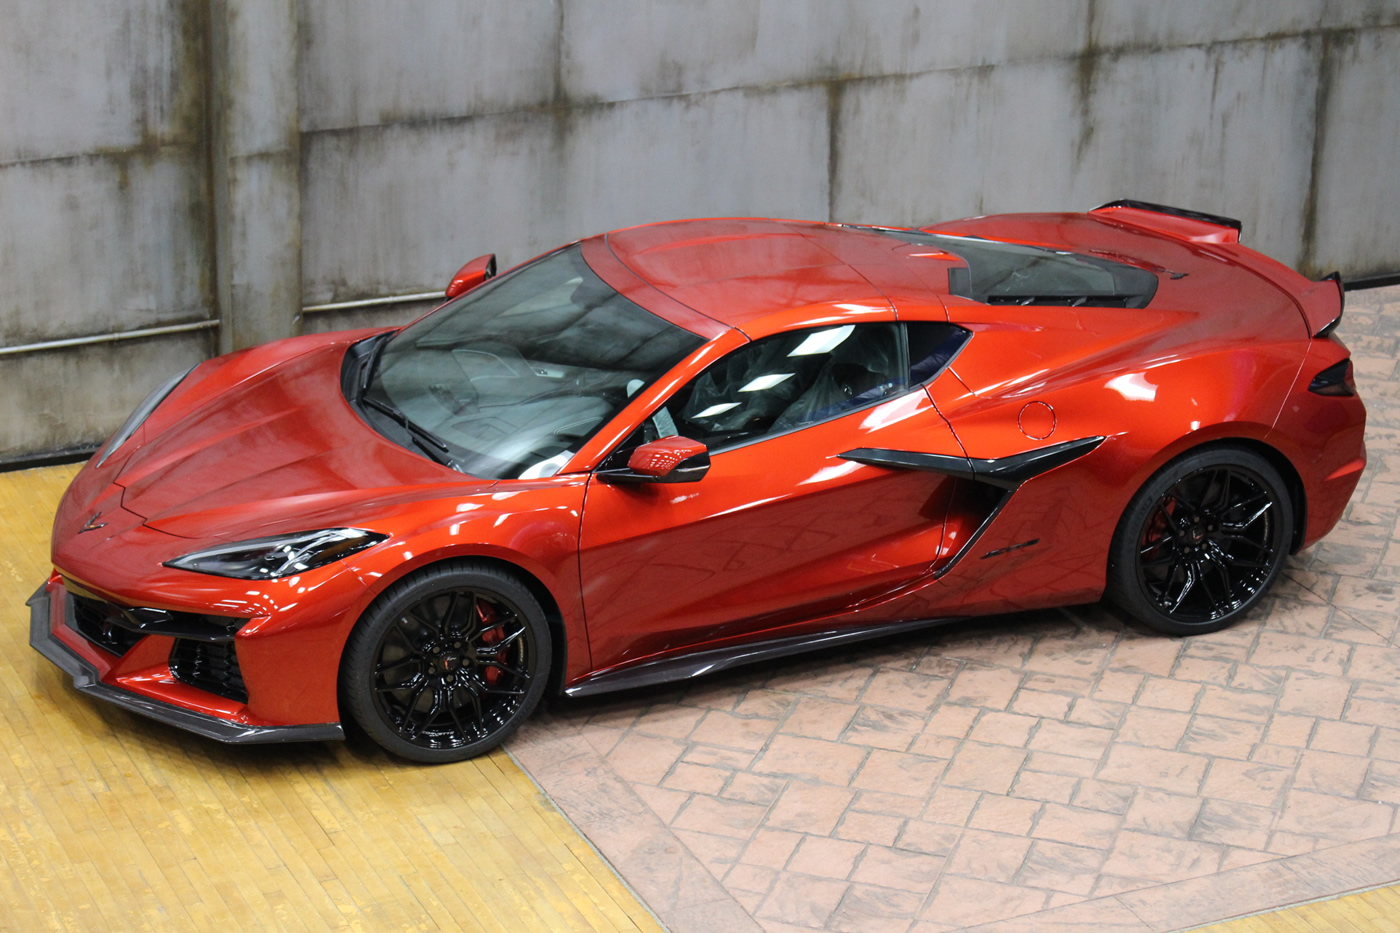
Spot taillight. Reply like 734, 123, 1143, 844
1309, 359, 1356, 396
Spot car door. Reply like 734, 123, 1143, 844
576, 320, 970, 674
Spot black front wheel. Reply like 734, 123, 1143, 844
1107, 446, 1292, 635
341, 562, 551, 763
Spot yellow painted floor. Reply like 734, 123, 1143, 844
1189, 883, 1400, 932
0, 463, 661, 933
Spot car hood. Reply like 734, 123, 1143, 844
116, 340, 489, 540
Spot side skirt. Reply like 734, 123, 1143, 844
564, 615, 963, 698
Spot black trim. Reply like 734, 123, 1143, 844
66, 579, 246, 642
1308, 359, 1356, 397
984, 294, 1139, 308
564, 616, 962, 697
1093, 199, 1243, 234
0, 446, 98, 473
28, 584, 343, 745
1345, 271, 1400, 291
982, 539, 1040, 559
842, 449, 980, 482
1313, 271, 1345, 339
840, 436, 1106, 490
933, 492, 1014, 581
170, 639, 249, 704
596, 450, 712, 485
68, 592, 145, 656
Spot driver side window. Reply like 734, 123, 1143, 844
667, 323, 904, 447
610, 322, 906, 460
600, 321, 969, 469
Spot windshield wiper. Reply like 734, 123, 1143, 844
359, 332, 394, 400
361, 395, 460, 469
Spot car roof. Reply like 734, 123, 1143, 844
595, 214, 1308, 349
600, 218, 953, 333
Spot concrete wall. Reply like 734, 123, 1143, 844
3, 1, 1399, 461
0, 1, 214, 459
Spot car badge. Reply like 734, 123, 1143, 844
79, 512, 108, 533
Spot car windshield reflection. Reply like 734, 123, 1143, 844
364, 245, 705, 479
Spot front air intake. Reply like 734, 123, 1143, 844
70, 594, 144, 656
170, 639, 249, 703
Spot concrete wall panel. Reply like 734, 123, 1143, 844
209, 0, 302, 352
1088, 0, 1400, 46
225, 1, 301, 155
1308, 28, 1400, 278
561, 0, 1092, 105
300, 86, 830, 303
832, 60, 1090, 227
0, 0, 203, 164
0, 151, 210, 346
1091, 0, 1313, 48
298, 1, 561, 132
1073, 40, 1321, 269
0, 334, 212, 462
833, 38, 1323, 269
301, 114, 560, 304
553, 86, 830, 239
221, 153, 303, 349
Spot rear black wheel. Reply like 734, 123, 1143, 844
341, 562, 550, 762
1107, 446, 1292, 635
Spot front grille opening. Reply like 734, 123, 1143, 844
169, 639, 249, 704
70, 595, 144, 656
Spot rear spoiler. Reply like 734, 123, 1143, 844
1094, 200, 1345, 337
1299, 271, 1345, 338
1090, 200, 1242, 245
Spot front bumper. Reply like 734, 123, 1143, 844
28, 582, 343, 745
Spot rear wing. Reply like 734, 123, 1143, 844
1090, 200, 1242, 245
1297, 271, 1345, 338
1092, 200, 1344, 337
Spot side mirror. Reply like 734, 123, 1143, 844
599, 437, 710, 484
445, 253, 497, 298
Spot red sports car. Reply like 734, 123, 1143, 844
30, 202, 1366, 762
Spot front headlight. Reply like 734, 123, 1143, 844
165, 528, 388, 580
95, 364, 198, 468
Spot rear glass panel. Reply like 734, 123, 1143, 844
873, 229, 1159, 309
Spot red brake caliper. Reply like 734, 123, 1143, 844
477, 601, 503, 687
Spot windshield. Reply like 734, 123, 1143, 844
365, 245, 706, 479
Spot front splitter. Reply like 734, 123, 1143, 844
27, 583, 343, 745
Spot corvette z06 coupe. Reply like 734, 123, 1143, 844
30, 201, 1366, 762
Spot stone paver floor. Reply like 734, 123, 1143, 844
512, 283, 1400, 933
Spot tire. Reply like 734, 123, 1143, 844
1107, 446, 1292, 636
341, 561, 551, 763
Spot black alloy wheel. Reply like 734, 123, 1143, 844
1108, 446, 1292, 635
342, 562, 550, 762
